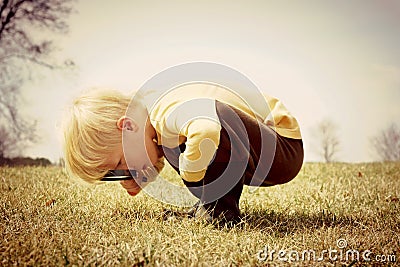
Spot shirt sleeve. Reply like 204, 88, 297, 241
178, 118, 221, 182
163, 98, 221, 182
263, 94, 302, 139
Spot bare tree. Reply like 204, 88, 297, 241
312, 119, 340, 163
371, 123, 400, 162
0, 125, 19, 158
0, 0, 74, 156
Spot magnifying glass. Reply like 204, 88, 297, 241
100, 167, 157, 183
100, 169, 137, 181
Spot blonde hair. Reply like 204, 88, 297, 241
63, 88, 137, 183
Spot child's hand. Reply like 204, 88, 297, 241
120, 179, 142, 196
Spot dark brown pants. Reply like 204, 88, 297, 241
163, 100, 304, 221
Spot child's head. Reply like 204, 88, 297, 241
63, 88, 133, 183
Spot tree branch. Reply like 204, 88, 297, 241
0, 0, 10, 20
0, 0, 75, 157
0, 0, 25, 40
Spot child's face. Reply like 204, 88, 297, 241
104, 107, 164, 182
121, 119, 162, 172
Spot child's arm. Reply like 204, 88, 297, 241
178, 118, 221, 182
159, 97, 221, 182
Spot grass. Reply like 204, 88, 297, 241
1, 162, 399, 266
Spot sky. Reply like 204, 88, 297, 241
20, 0, 400, 163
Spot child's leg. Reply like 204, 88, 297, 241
182, 101, 255, 222
162, 100, 303, 223
163, 143, 244, 222
161, 104, 247, 222
213, 100, 304, 187
204, 101, 303, 220
195, 162, 244, 223
246, 135, 303, 187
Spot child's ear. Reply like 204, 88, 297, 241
116, 116, 139, 132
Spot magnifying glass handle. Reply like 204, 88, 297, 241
100, 169, 137, 181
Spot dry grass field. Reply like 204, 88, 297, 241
1, 162, 399, 266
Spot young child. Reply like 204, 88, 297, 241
63, 83, 303, 224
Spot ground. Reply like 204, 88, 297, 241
1, 162, 399, 266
